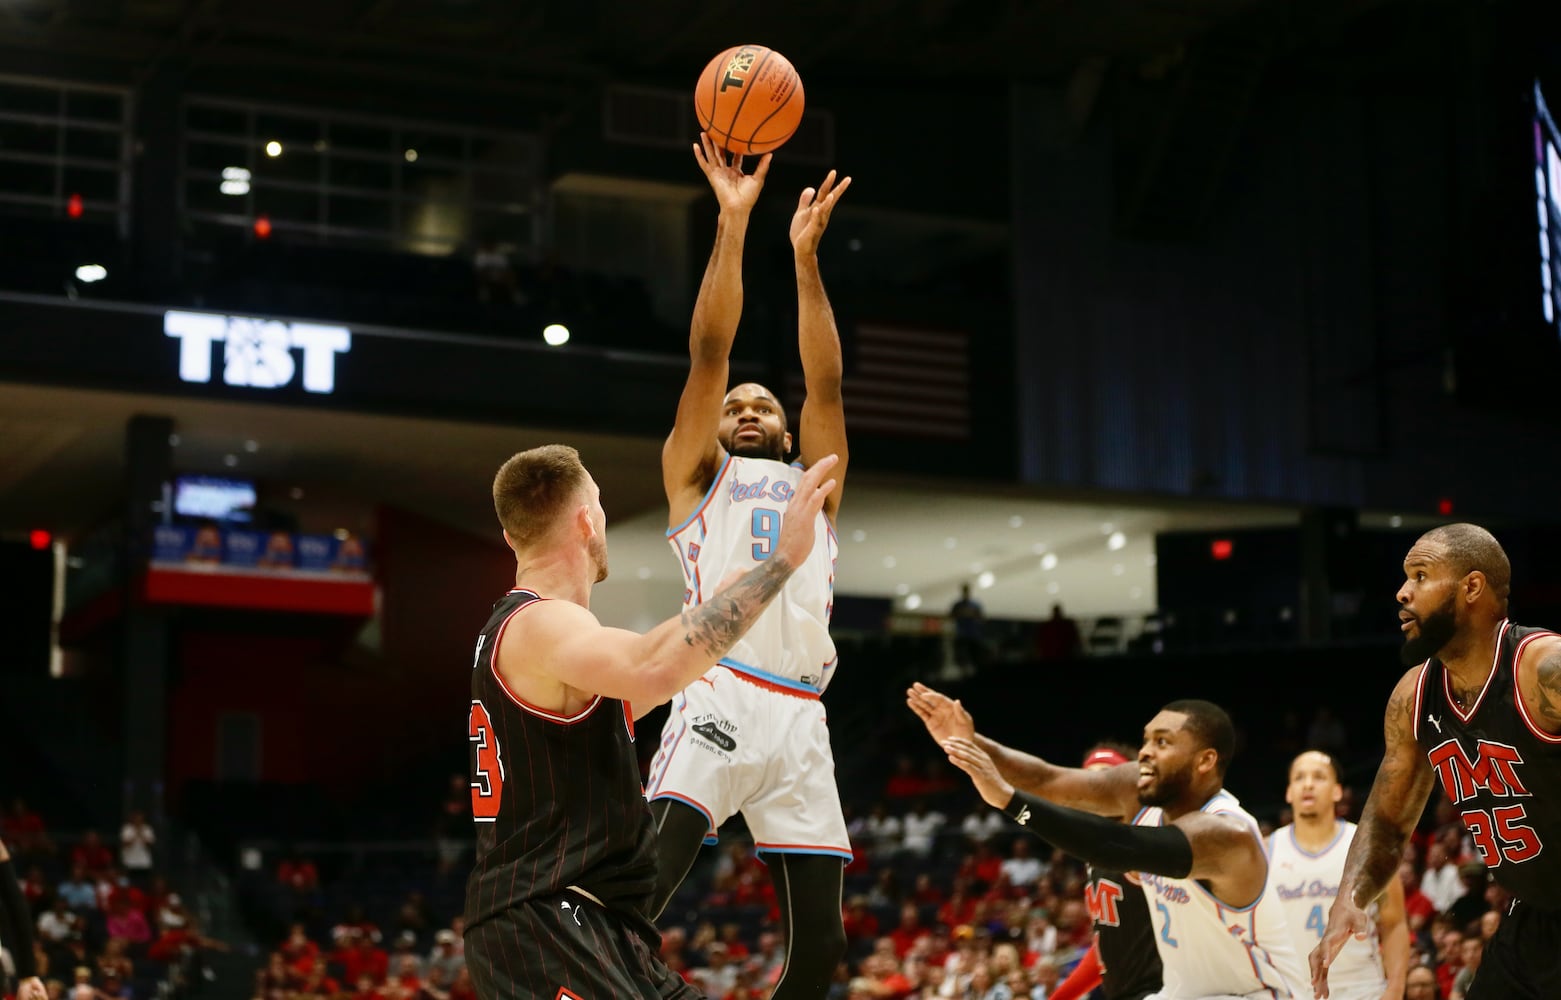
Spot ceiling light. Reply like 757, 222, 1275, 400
1107, 531, 1126, 551
851, 529, 866, 542
1031, 542, 1047, 555
636, 566, 653, 580
1145, 554, 1158, 567
1112, 563, 1124, 575
894, 583, 909, 596
265, 140, 282, 157
542, 323, 570, 346
904, 593, 922, 610
1046, 581, 1060, 595
1389, 515, 1403, 528
244, 439, 259, 453
168, 434, 181, 446
222, 454, 238, 467
1130, 586, 1143, 599
289, 487, 304, 500
1100, 522, 1115, 534
74, 264, 106, 283
1008, 515, 1023, 528
333, 528, 350, 540
882, 556, 897, 568
1040, 553, 1058, 571
977, 571, 995, 589
969, 562, 983, 573
943, 537, 957, 549
404, 149, 419, 162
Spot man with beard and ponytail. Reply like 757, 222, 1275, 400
1049, 743, 1163, 1000
1313, 524, 1561, 1000
647, 131, 854, 999
908, 684, 1306, 999
1267, 751, 1408, 1000
463, 444, 838, 1000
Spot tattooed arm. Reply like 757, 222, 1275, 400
500, 456, 840, 717
1517, 635, 1561, 734
1311, 666, 1436, 998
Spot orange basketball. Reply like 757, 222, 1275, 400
694, 45, 805, 156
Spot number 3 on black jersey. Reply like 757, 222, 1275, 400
469, 699, 505, 822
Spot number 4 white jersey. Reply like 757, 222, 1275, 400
1266, 822, 1386, 1000
667, 454, 838, 692
1135, 791, 1306, 1000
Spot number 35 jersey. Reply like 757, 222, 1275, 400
667, 454, 838, 693
1413, 619, 1561, 903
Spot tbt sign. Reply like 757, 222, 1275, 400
164, 310, 351, 393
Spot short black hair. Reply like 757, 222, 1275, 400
1289, 749, 1340, 782
1162, 699, 1236, 777
1419, 523, 1511, 606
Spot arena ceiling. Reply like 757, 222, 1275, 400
0, 0, 1390, 105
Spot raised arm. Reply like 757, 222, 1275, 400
507, 456, 837, 711
664, 135, 771, 524
0, 837, 44, 1000
789, 170, 852, 520
1311, 666, 1435, 998
907, 682, 1139, 817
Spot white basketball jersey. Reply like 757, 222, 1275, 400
1134, 791, 1306, 1000
1267, 822, 1385, 1000
667, 454, 838, 691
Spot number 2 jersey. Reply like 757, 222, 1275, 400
463, 589, 659, 933
667, 453, 838, 692
1266, 822, 1386, 1000
1134, 791, 1306, 999
1413, 619, 1561, 903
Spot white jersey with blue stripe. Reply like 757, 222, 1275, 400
667, 454, 838, 692
1134, 791, 1306, 1000
1266, 822, 1385, 1000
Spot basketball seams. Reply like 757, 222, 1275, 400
742, 65, 801, 149
721, 46, 775, 152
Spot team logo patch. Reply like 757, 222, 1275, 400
692, 721, 737, 752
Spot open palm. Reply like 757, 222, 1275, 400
693, 131, 770, 213
790, 169, 851, 254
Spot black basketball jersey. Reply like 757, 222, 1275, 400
1413, 619, 1561, 905
1084, 868, 1162, 999
463, 589, 658, 930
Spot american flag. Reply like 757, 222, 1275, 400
787, 323, 970, 441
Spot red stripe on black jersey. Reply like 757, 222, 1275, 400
464, 589, 658, 931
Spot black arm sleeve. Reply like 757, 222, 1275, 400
0, 858, 38, 978
1004, 790, 1194, 879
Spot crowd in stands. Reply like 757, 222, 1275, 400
219, 731, 1515, 1000
1, 802, 224, 1000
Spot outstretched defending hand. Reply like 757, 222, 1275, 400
693, 131, 771, 215
789, 169, 851, 256
1310, 897, 1373, 999
907, 682, 975, 743
772, 455, 838, 568
942, 738, 1014, 809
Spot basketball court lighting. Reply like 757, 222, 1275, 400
542, 323, 570, 346
265, 141, 283, 157
74, 264, 107, 283
904, 594, 922, 610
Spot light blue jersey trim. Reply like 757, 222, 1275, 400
754, 845, 853, 862
719, 658, 823, 694
1289, 821, 1349, 859
667, 453, 734, 538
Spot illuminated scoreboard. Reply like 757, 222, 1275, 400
1536, 81, 1561, 336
